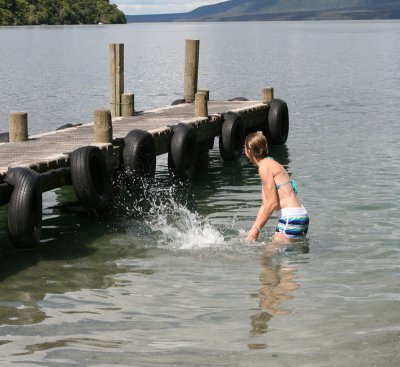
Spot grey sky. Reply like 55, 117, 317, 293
113, 0, 223, 15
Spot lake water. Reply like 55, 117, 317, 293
0, 21, 399, 366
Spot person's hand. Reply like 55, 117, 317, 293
247, 227, 260, 241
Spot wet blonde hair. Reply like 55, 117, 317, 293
245, 132, 269, 158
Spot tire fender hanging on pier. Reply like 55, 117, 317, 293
219, 111, 246, 161
5, 167, 42, 248
265, 99, 289, 145
168, 123, 198, 180
70, 146, 112, 215
123, 129, 156, 185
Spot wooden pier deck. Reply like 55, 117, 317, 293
0, 100, 267, 182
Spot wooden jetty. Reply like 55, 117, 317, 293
0, 40, 289, 248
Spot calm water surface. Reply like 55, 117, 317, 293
0, 21, 399, 366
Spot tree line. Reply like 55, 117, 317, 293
0, 0, 126, 25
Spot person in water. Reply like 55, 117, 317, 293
245, 132, 309, 242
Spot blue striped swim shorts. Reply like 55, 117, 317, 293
275, 206, 309, 239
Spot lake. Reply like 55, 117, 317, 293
0, 21, 399, 366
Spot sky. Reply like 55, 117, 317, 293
113, 0, 224, 15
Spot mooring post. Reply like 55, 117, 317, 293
121, 93, 135, 117
184, 40, 200, 103
262, 87, 274, 104
9, 112, 28, 142
109, 43, 124, 117
94, 109, 113, 144
195, 91, 208, 117
198, 88, 210, 101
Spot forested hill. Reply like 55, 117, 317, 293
0, 0, 126, 25
127, 0, 400, 22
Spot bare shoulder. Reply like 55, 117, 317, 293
259, 158, 282, 176
258, 159, 275, 178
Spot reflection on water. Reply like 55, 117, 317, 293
0, 186, 152, 326
257, 253, 299, 316
15, 337, 125, 356
0, 231, 149, 325
249, 243, 308, 348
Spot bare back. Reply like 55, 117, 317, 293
260, 158, 302, 210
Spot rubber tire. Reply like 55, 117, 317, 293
219, 112, 245, 161
171, 99, 186, 106
168, 123, 197, 180
123, 129, 156, 184
70, 146, 112, 215
5, 167, 42, 248
0, 132, 9, 142
267, 99, 289, 145
228, 97, 249, 101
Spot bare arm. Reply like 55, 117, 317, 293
247, 163, 279, 241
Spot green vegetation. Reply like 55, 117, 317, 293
0, 0, 126, 25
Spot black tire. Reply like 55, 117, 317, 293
168, 123, 197, 180
56, 123, 73, 130
171, 99, 186, 106
219, 112, 245, 161
228, 97, 249, 101
56, 123, 81, 131
0, 132, 9, 142
70, 146, 112, 215
123, 130, 156, 185
266, 99, 289, 145
5, 167, 42, 248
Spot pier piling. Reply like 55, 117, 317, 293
195, 91, 208, 117
198, 89, 210, 101
94, 109, 113, 144
184, 40, 200, 103
9, 112, 28, 142
109, 43, 124, 117
262, 87, 274, 104
121, 93, 135, 117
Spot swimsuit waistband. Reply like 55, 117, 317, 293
280, 206, 307, 216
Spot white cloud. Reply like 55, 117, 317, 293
112, 0, 224, 15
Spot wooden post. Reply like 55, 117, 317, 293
198, 88, 209, 101
109, 43, 124, 117
195, 91, 208, 117
121, 93, 134, 117
184, 40, 200, 103
262, 87, 274, 104
9, 112, 28, 142
94, 109, 113, 144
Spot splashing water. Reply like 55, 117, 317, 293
145, 192, 225, 251
115, 179, 284, 255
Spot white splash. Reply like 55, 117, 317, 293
145, 193, 225, 251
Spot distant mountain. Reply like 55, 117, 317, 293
127, 0, 400, 22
